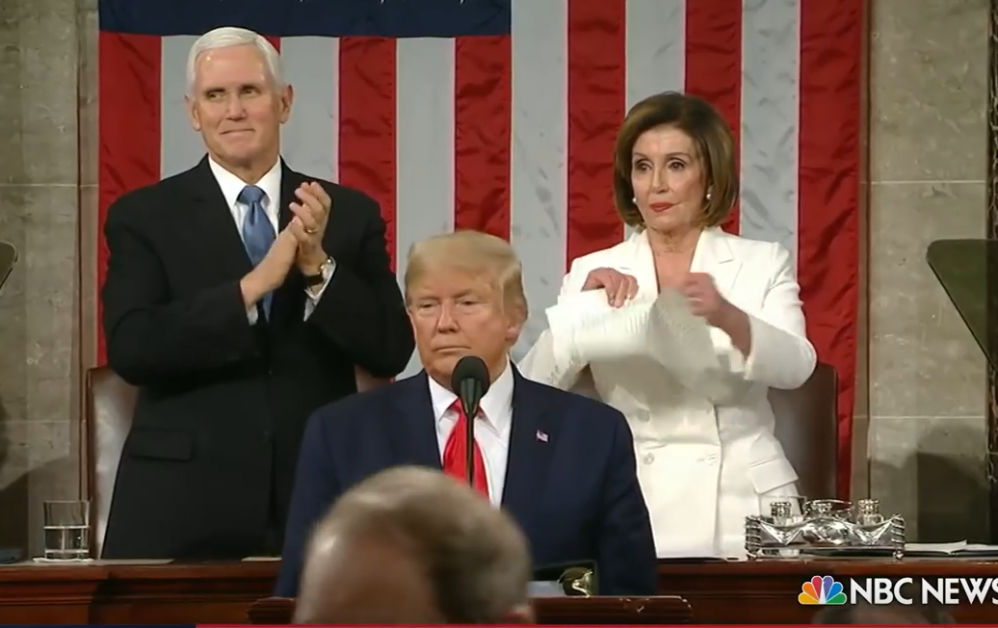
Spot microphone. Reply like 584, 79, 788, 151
450, 356, 491, 489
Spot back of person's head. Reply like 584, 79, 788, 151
293, 466, 533, 625
812, 601, 957, 624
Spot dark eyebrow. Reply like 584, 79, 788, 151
632, 151, 693, 160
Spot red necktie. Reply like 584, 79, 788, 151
442, 400, 490, 499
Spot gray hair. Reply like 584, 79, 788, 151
185, 26, 284, 97
302, 466, 532, 624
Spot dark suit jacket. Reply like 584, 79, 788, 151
276, 368, 658, 596
99, 157, 415, 559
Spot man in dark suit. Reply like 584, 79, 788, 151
99, 26, 414, 559
277, 230, 658, 596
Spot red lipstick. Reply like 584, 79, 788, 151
649, 202, 674, 212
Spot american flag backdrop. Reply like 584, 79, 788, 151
97, 0, 865, 496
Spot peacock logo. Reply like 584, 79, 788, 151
799, 575, 847, 604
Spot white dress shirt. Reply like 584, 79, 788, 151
207, 157, 333, 324
427, 360, 514, 507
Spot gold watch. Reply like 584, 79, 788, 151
303, 257, 334, 287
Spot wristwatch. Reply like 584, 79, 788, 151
303, 257, 335, 287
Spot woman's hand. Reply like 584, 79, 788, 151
680, 272, 727, 326
681, 272, 752, 356
582, 267, 639, 308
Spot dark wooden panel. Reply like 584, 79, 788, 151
658, 558, 998, 624
2, 558, 998, 624
247, 596, 693, 625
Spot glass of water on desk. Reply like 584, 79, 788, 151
43, 500, 90, 560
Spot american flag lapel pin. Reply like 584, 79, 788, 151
536, 430, 548, 443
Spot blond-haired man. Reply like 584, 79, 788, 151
278, 230, 658, 597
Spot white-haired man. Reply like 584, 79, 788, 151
100, 27, 414, 559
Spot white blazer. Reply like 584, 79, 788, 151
518, 227, 817, 557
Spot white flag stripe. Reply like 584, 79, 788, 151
281, 37, 339, 183
395, 38, 457, 378
160, 35, 200, 179
154, 0, 804, 375
625, 0, 686, 109
509, 0, 569, 362
739, 0, 801, 259
623, 0, 687, 242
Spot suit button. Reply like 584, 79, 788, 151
643, 453, 655, 465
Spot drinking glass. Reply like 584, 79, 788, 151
43, 500, 90, 560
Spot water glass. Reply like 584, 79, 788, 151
43, 500, 91, 560
758, 494, 807, 558
761, 494, 806, 520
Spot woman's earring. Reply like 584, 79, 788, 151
632, 197, 637, 204
705, 188, 712, 202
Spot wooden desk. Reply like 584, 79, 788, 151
0, 560, 278, 624
3, 557, 998, 624
249, 595, 693, 624
658, 557, 998, 624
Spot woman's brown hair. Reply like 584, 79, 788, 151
612, 91, 738, 229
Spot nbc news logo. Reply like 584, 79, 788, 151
800, 575, 998, 605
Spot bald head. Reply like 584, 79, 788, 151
293, 467, 533, 625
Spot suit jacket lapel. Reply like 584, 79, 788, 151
691, 227, 742, 297
278, 159, 301, 231
501, 370, 557, 522
627, 230, 660, 302
388, 372, 444, 471
184, 157, 254, 282
268, 163, 307, 326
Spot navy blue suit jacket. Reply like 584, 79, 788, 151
275, 368, 658, 597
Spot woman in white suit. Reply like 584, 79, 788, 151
519, 91, 817, 558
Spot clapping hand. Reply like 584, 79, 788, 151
288, 182, 332, 274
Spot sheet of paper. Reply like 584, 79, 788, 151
656, 548, 740, 560
905, 541, 969, 553
527, 581, 567, 597
545, 289, 744, 402
645, 289, 719, 370
906, 541, 998, 554
546, 292, 654, 362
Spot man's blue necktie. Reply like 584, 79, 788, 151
238, 185, 276, 318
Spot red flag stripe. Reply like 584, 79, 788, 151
453, 35, 512, 238
337, 37, 398, 271
798, 0, 865, 498
97, 32, 162, 365
566, 0, 627, 265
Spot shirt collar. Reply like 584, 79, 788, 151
428, 359, 514, 435
208, 156, 282, 212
